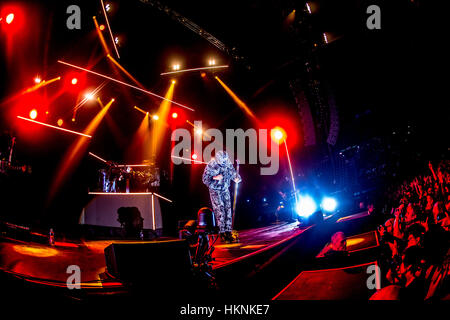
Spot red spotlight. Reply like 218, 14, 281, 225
29, 109, 37, 120
270, 126, 287, 144
5, 13, 14, 24
172, 112, 178, 119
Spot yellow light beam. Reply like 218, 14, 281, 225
48, 98, 115, 202
152, 82, 175, 158
93, 16, 111, 56
107, 54, 146, 89
215, 76, 258, 122
58, 60, 195, 112
100, 0, 120, 58
22, 76, 61, 94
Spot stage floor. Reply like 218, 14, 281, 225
0, 221, 306, 285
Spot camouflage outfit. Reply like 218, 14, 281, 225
202, 151, 241, 233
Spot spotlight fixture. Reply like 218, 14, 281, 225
34, 77, 42, 84
99, 24, 105, 31
172, 64, 180, 71
71, 78, 78, 85
84, 92, 94, 100
152, 114, 159, 120
208, 59, 216, 66
6, 13, 14, 24
57, 119, 64, 127
29, 109, 38, 120
172, 112, 178, 119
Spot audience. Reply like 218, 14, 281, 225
373, 160, 450, 300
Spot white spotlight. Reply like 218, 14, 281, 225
296, 195, 317, 218
321, 197, 337, 212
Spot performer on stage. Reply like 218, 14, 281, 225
202, 150, 241, 243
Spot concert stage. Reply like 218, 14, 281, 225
0, 221, 310, 294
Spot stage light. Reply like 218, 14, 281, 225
172, 64, 180, 71
99, 24, 105, 31
57, 119, 63, 127
72, 118, 76, 122
323, 33, 328, 44
172, 80, 176, 84
6, 13, 14, 24
84, 92, 94, 100
172, 112, 178, 119
114, 36, 119, 44
71, 78, 78, 85
201, 72, 206, 78
270, 127, 286, 144
208, 59, 216, 66
321, 197, 337, 212
296, 195, 317, 218
34, 77, 42, 84
192, 153, 198, 160
29, 109, 37, 120
195, 128, 203, 135
105, 3, 111, 12
152, 114, 159, 120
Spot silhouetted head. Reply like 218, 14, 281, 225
215, 150, 230, 166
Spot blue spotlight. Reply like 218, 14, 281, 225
296, 195, 317, 218
321, 197, 337, 212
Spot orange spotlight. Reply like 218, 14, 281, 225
271, 126, 287, 144
200, 72, 206, 78
152, 114, 159, 121
99, 24, 105, 31
172, 112, 178, 119
6, 13, 14, 24
71, 78, 78, 85
215, 76, 258, 123
57, 119, 64, 127
171, 80, 176, 84
29, 109, 37, 120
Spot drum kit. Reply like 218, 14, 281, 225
98, 162, 159, 193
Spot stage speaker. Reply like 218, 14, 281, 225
104, 239, 192, 289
